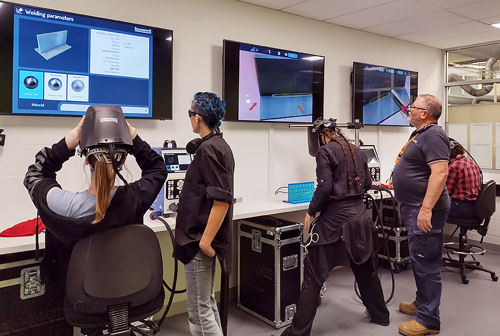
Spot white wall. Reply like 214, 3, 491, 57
0, 0, 445, 235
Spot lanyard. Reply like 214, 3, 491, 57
394, 134, 418, 164
394, 123, 437, 164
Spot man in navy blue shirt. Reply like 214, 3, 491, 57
390, 94, 450, 336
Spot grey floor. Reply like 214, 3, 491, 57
159, 251, 500, 336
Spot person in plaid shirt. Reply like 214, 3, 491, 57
446, 140, 482, 219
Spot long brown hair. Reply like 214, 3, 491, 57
323, 128, 362, 188
91, 155, 116, 224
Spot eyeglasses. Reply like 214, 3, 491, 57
188, 109, 208, 119
404, 104, 427, 115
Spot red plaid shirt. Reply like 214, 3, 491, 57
446, 156, 481, 201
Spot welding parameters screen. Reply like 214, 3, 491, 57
164, 153, 191, 172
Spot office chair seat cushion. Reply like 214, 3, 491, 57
66, 224, 163, 315
65, 286, 165, 328
446, 216, 483, 229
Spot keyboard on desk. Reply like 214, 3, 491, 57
287, 182, 315, 204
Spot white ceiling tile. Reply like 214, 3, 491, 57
238, 0, 306, 10
364, 10, 470, 37
424, 29, 500, 49
479, 15, 500, 25
448, 0, 500, 20
282, 0, 395, 21
396, 21, 496, 43
325, 0, 442, 30
417, 0, 484, 10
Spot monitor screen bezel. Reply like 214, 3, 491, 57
0, 0, 173, 120
223, 39, 325, 124
352, 61, 418, 127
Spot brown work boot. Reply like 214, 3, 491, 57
399, 301, 417, 315
399, 320, 439, 336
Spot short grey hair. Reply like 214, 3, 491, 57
418, 94, 442, 120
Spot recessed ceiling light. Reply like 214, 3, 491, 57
492, 23, 500, 29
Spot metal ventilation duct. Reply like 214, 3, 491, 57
448, 57, 498, 97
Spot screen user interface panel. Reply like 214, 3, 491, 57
164, 153, 192, 173
360, 145, 381, 184
353, 62, 417, 126
0, 2, 173, 118
223, 40, 325, 123
360, 145, 380, 165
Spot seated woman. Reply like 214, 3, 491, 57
447, 140, 482, 219
23, 105, 168, 291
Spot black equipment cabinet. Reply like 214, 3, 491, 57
0, 250, 73, 336
238, 216, 303, 329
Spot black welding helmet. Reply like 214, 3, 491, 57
80, 105, 133, 153
312, 117, 337, 134
79, 105, 133, 183
307, 118, 337, 157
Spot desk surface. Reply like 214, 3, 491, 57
0, 194, 309, 255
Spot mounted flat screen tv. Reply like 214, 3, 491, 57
0, 1, 173, 119
352, 62, 418, 126
223, 40, 324, 123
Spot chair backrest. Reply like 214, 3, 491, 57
474, 180, 496, 220
66, 224, 163, 316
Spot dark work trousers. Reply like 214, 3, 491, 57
449, 198, 476, 219
400, 204, 450, 331
281, 245, 389, 336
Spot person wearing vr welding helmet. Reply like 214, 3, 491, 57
23, 105, 167, 295
281, 118, 389, 336
174, 92, 234, 336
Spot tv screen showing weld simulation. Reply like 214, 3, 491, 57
223, 40, 324, 123
0, 1, 173, 119
352, 62, 418, 127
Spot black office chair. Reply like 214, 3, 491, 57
443, 180, 499, 284
65, 224, 165, 336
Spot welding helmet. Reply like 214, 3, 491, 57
307, 118, 337, 157
312, 117, 337, 134
79, 105, 133, 183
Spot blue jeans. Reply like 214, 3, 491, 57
184, 251, 223, 336
400, 204, 450, 331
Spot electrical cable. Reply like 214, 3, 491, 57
275, 186, 288, 194
354, 188, 396, 305
149, 212, 186, 333
301, 216, 319, 255
449, 137, 483, 184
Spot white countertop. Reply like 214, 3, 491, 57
0, 194, 309, 256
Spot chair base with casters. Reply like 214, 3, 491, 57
443, 226, 498, 284
443, 180, 498, 285
65, 224, 165, 336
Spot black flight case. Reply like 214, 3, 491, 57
0, 250, 73, 336
238, 216, 303, 329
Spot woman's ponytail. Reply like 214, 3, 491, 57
92, 156, 116, 223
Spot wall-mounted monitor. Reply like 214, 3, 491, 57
0, 1, 173, 119
352, 62, 417, 126
223, 40, 324, 123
